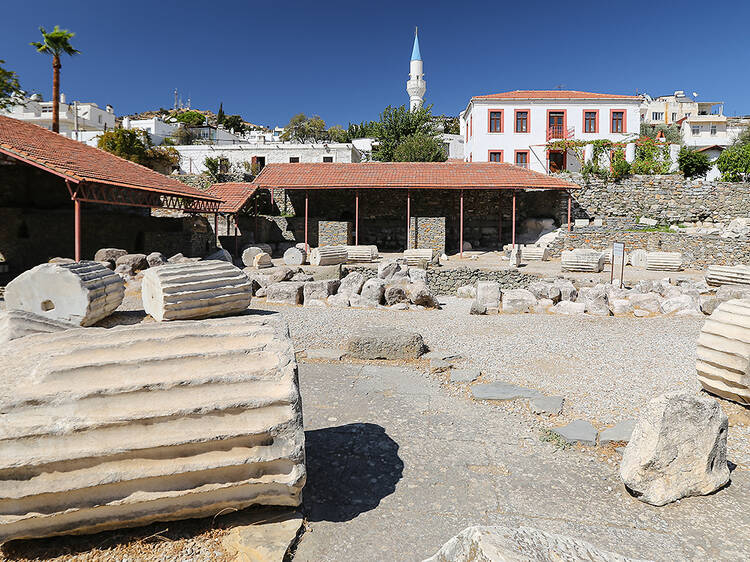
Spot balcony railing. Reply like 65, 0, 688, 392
546, 125, 575, 141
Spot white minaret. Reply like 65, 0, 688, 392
406, 27, 426, 111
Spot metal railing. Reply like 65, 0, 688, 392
546, 125, 575, 140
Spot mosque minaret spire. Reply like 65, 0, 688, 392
406, 27, 426, 111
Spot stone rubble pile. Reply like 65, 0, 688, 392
465, 275, 728, 318
247, 259, 441, 311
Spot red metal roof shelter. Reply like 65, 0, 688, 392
204, 182, 260, 256
252, 162, 580, 256
0, 116, 223, 260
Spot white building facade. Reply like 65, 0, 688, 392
174, 143, 362, 174
459, 90, 641, 173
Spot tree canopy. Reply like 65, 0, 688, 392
677, 147, 711, 179
97, 128, 179, 173
716, 144, 750, 182
393, 132, 446, 162
221, 114, 246, 134
174, 110, 206, 127
372, 104, 443, 162
30, 25, 79, 59
0, 59, 22, 111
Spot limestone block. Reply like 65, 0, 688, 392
327, 293, 350, 307
552, 301, 586, 315
620, 391, 729, 506
629, 249, 647, 268
358, 278, 386, 306
574, 218, 590, 227
146, 252, 167, 268
404, 248, 435, 266
696, 299, 750, 405
646, 251, 683, 271
283, 247, 307, 266
579, 286, 610, 316
705, 264, 750, 288
533, 298, 554, 313
423, 525, 637, 562
94, 248, 127, 264
337, 272, 367, 296
345, 328, 425, 359
303, 279, 339, 302
141, 260, 252, 321
242, 244, 273, 267
660, 294, 697, 315
0, 310, 73, 344
265, 282, 305, 305
527, 281, 561, 303
309, 245, 348, 266
115, 253, 148, 274
520, 245, 549, 261
345, 245, 379, 263
476, 281, 501, 308
407, 282, 440, 308
553, 279, 578, 302
501, 289, 537, 313
5, 261, 125, 327
629, 292, 661, 313
408, 267, 427, 284
0, 315, 305, 541
385, 285, 408, 305
253, 252, 273, 269
561, 249, 605, 272
639, 217, 658, 226
456, 285, 476, 299
378, 260, 402, 279
509, 246, 522, 267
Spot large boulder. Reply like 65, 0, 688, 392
527, 281, 561, 303
359, 277, 386, 306
303, 279, 340, 302
385, 285, 408, 306
476, 281, 501, 310
142, 261, 252, 321
620, 391, 729, 506
0, 315, 305, 541
345, 328, 425, 359
204, 248, 232, 262
337, 271, 367, 296
5, 261, 124, 327
146, 252, 167, 268
265, 282, 305, 305
501, 289, 537, 313
696, 299, 750, 404
424, 525, 638, 562
456, 284, 476, 299
552, 301, 586, 315
660, 294, 698, 315
378, 260, 402, 280
115, 253, 148, 275
628, 292, 661, 314
553, 279, 578, 302
407, 282, 440, 308
94, 248, 127, 264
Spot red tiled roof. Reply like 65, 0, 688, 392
206, 182, 258, 214
252, 162, 578, 190
472, 90, 641, 101
0, 116, 220, 202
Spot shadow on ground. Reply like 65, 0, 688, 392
303, 423, 403, 522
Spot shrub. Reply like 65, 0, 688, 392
677, 147, 712, 179
716, 144, 750, 181
610, 149, 631, 181
392, 132, 447, 162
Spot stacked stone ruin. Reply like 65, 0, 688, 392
560, 249, 605, 272
696, 299, 750, 405
309, 245, 348, 266
141, 260, 253, 321
646, 251, 683, 271
403, 248, 435, 266
0, 315, 305, 541
345, 245, 379, 263
705, 264, 750, 287
4, 261, 124, 326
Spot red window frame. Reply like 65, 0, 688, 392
546, 109, 567, 138
514, 109, 530, 133
583, 109, 599, 133
488, 150, 504, 162
487, 109, 503, 133
610, 109, 626, 133
514, 150, 529, 168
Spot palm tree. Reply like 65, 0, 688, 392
30, 26, 79, 133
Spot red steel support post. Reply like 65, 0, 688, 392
74, 198, 81, 261
355, 189, 359, 246
459, 190, 464, 258
567, 193, 572, 232
304, 190, 309, 253
512, 191, 517, 248
406, 190, 411, 250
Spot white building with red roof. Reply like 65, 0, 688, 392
459, 90, 641, 173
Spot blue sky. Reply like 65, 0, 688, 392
2, 0, 749, 128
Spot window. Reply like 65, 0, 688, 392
651, 112, 664, 121
514, 110, 528, 133
671, 112, 677, 122
488, 151, 503, 162
322, 156, 333, 162
488, 110, 503, 133
289, 156, 300, 163
692, 125, 700, 135
611, 111, 624, 133
710, 124, 717, 136
685, 112, 691, 118
584, 111, 598, 133
514, 150, 529, 168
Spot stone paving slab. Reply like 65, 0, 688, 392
553, 419, 599, 446
471, 381, 542, 401
600, 419, 637, 444
293, 362, 750, 562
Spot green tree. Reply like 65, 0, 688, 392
97, 128, 179, 173
30, 25, 79, 133
281, 113, 328, 142
0, 59, 22, 110
640, 123, 681, 144
326, 125, 349, 143
631, 137, 671, 174
393, 132, 447, 162
610, 148, 631, 181
716, 144, 750, 181
221, 114, 246, 134
217, 102, 225, 124
677, 147, 711, 179
347, 120, 378, 139
373, 104, 438, 161
175, 110, 206, 126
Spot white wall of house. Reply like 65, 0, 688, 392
2, 97, 115, 137
681, 116, 731, 147
174, 143, 362, 174
460, 94, 641, 173
124, 117, 179, 145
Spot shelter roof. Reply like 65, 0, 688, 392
206, 182, 258, 214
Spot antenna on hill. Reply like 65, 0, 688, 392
555, 84, 565, 90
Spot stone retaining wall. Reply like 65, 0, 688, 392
560, 173, 750, 224
319, 221, 352, 246
548, 229, 750, 268
409, 217, 446, 254
341, 265, 536, 295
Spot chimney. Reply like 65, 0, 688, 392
60, 92, 66, 104
106, 104, 114, 114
